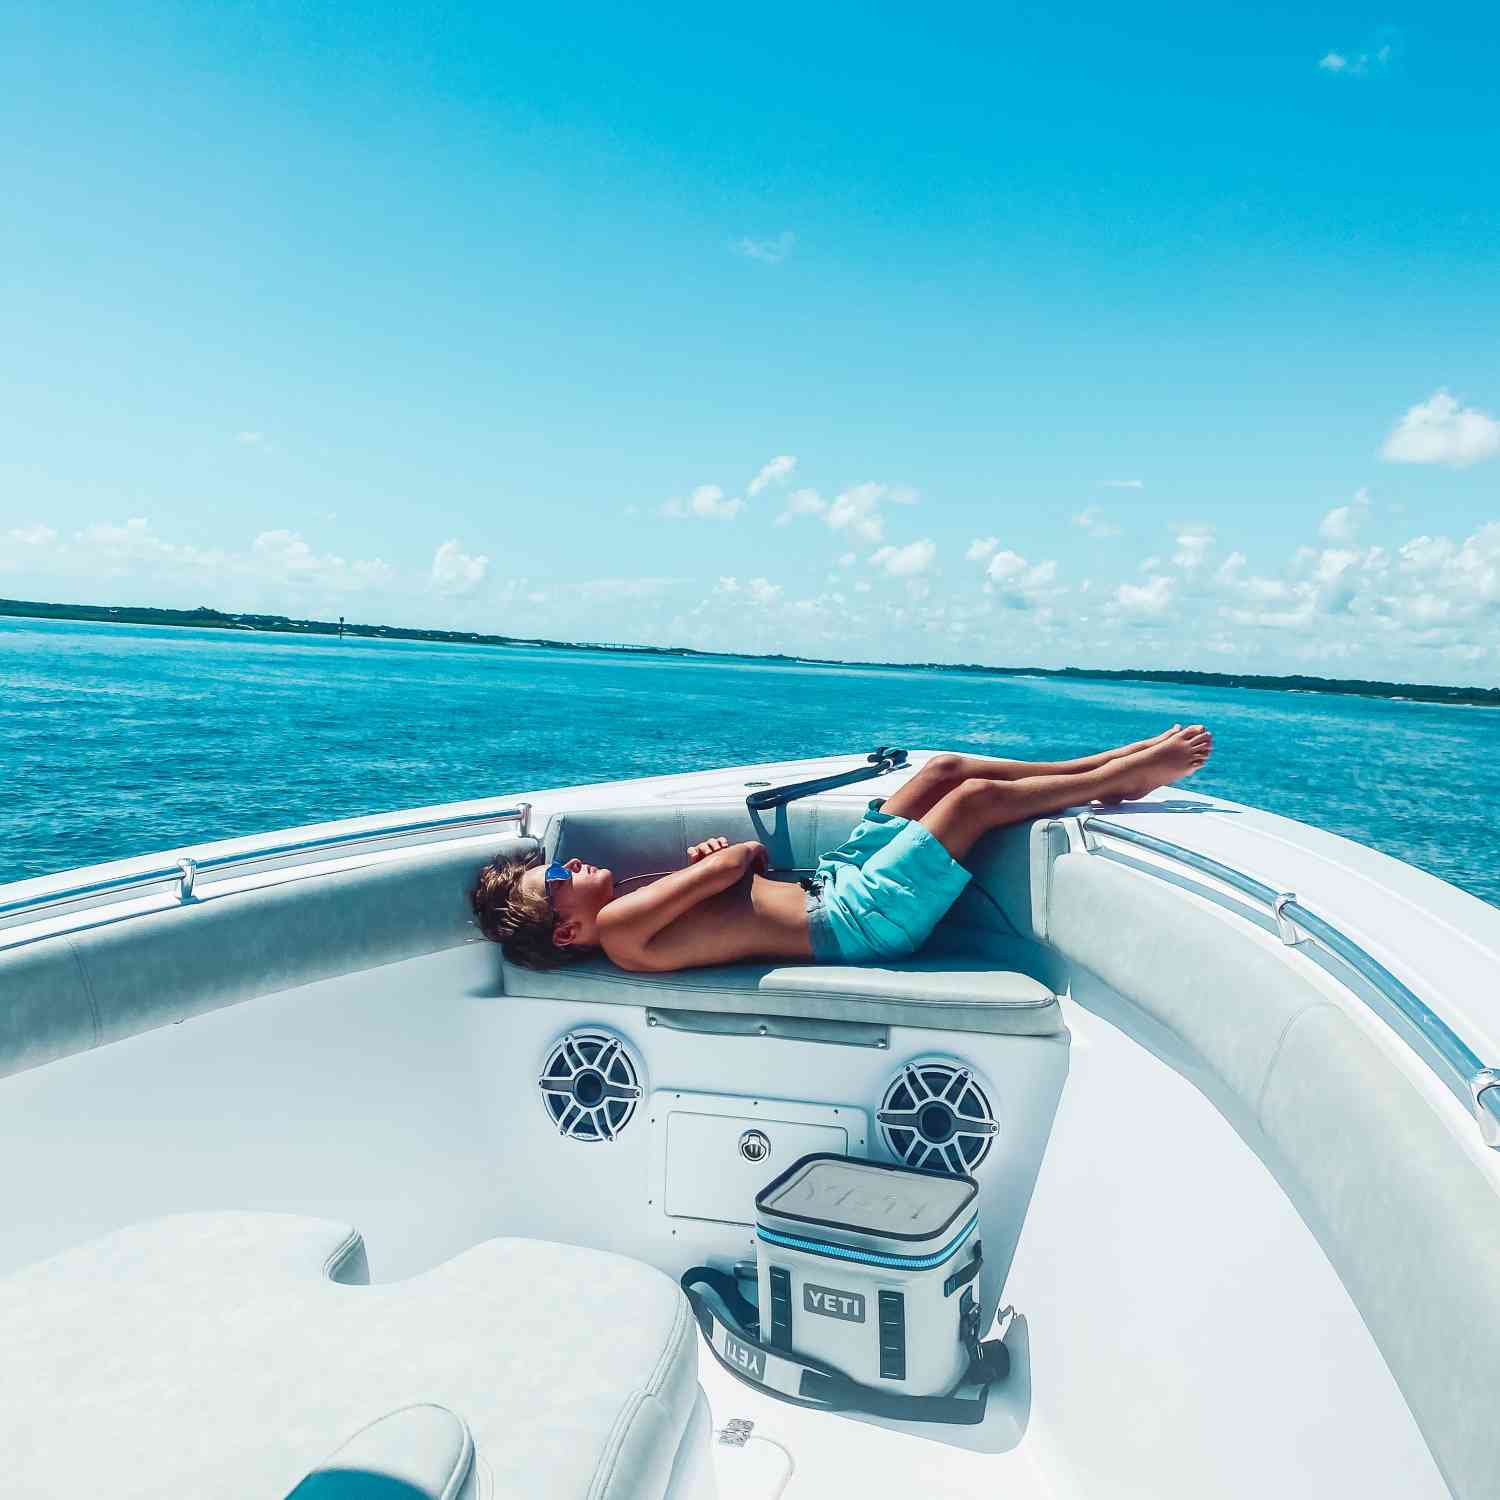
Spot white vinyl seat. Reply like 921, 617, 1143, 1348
502, 946, 1062, 1037
0, 1213, 712, 1500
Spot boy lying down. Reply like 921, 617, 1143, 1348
472, 727, 1212, 974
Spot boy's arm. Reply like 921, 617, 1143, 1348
599, 842, 766, 966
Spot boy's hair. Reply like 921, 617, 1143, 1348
470, 851, 594, 971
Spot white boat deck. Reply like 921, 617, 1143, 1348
2, 752, 1497, 1499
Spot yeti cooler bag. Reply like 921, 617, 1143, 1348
681, 1153, 1008, 1424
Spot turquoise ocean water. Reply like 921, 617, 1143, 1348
4, 616, 1497, 907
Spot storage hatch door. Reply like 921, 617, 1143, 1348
650, 1091, 865, 1227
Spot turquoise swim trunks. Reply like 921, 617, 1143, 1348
804, 799, 972, 964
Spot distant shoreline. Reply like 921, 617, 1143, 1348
6, 594, 1498, 709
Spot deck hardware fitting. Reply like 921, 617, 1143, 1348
175, 859, 197, 902
1272, 893, 1301, 946
1471, 1072, 1500, 1148
1069, 815, 1096, 853
718, 1418, 755, 1448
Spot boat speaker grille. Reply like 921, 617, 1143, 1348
877, 1059, 997, 1174
537, 1029, 643, 1143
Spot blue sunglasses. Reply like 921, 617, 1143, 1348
543, 861, 573, 911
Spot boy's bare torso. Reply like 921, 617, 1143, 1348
601, 870, 812, 971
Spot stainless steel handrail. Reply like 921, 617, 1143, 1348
0, 802, 533, 925
1079, 815, 1500, 1149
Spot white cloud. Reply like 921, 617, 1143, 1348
714, 575, 782, 604
826, 482, 906, 543
1394, 523, 1500, 619
1073, 506, 1121, 539
1319, 487, 1371, 542
1172, 523, 1215, 571
827, 484, 885, 542
6, 523, 57, 546
1380, 390, 1500, 468
1319, 42, 1391, 76
1114, 575, 1173, 619
61, 517, 228, 581
1309, 546, 1364, 608
661, 483, 743, 520
984, 549, 1058, 608
1101, 479, 1144, 489
1, 515, 397, 600
748, 455, 796, 496
251, 530, 394, 593
775, 487, 827, 526
774, 480, 915, 543
734, 231, 795, 264
1215, 541, 1376, 630
965, 536, 999, 561
235, 431, 264, 446
429, 540, 489, 596
837, 551, 857, 567
869, 539, 937, 577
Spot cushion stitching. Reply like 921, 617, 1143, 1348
67, 935, 103, 1049
1256, 999, 1336, 1123
645, 1294, 691, 1396
587, 1391, 646, 1500
322, 1228, 364, 1281
440, 1420, 475, 1500
589, 1295, 691, 1500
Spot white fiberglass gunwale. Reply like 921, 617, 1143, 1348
1066, 801, 1500, 1147
3, 750, 1497, 1151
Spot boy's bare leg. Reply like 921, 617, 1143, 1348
881, 725, 1201, 822
917, 727, 1213, 861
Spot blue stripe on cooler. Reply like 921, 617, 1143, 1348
756, 1214, 977, 1270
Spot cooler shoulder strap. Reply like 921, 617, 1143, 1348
680, 1266, 1008, 1427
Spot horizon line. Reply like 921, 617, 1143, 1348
2, 593, 1497, 706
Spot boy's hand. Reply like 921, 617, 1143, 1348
735, 841, 770, 875
686, 836, 732, 863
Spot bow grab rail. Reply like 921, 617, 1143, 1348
0, 802, 533, 928
1075, 814, 1500, 1150
746, 746, 909, 811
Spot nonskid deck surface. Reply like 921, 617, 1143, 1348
696, 1346, 1055, 1500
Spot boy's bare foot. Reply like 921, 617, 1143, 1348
1096, 726, 1212, 804
1106, 724, 1186, 761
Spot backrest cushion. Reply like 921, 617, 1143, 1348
545, 800, 1046, 941
1046, 849, 1500, 1500
0, 836, 537, 1082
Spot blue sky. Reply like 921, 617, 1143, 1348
2, 1, 1497, 681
